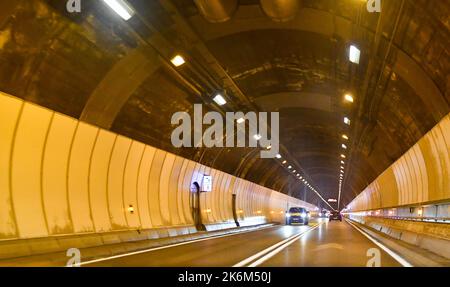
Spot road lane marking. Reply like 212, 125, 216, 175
345, 219, 413, 267
247, 223, 322, 267
313, 243, 344, 251
233, 223, 322, 267
79, 224, 277, 266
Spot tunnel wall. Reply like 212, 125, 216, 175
0, 91, 314, 241
348, 114, 450, 212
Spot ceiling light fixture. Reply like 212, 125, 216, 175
344, 117, 351, 125
344, 94, 354, 103
103, 0, 135, 21
213, 94, 227, 106
349, 45, 361, 64
170, 55, 185, 67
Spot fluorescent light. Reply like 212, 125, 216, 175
266, 145, 272, 150
293, 170, 296, 173
344, 117, 351, 125
342, 134, 349, 140
281, 160, 286, 163
170, 55, 185, 67
103, 0, 135, 21
253, 134, 262, 141
341, 154, 346, 159
213, 94, 227, 106
344, 94, 354, 103
341, 160, 345, 164
342, 144, 347, 149
237, 117, 245, 124
276, 154, 282, 159
288, 165, 292, 169
349, 45, 360, 64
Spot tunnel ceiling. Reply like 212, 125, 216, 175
0, 0, 449, 209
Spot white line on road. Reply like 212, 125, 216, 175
345, 219, 413, 267
233, 223, 323, 267
79, 225, 277, 266
248, 223, 321, 267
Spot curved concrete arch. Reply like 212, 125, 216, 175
254, 91, 333, 113
80, 46, 162, 129
189, 6, 447, 117
190, 7, 353, 44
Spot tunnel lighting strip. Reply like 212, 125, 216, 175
276, 156, 335, 210
345, 219, 413, 267
234, 223, 323, 267
103, 0, 135, 20
77, 225, 277, 266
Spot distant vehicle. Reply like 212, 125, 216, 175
319, 210, 329, 218
286, 207, 310, 225
329, 211, 342, 222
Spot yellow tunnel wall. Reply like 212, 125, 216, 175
348, 113, 450, 212
0, 92, 315, 240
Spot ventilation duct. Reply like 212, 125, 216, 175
193, 0, 238, 23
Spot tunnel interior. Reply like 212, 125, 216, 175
0, 1, 449, 215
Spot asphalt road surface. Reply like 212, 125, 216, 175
83, 219, 402, 267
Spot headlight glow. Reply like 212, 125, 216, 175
286, 213, 291, 218
301, 213, 306, 218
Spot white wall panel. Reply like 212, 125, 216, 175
67, 122, 97, 233
11, 103, 52, 238
0, 93, 22, 238
42, 113, 77, 235
123, 141, 145, 229
89, 130, 115, 232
